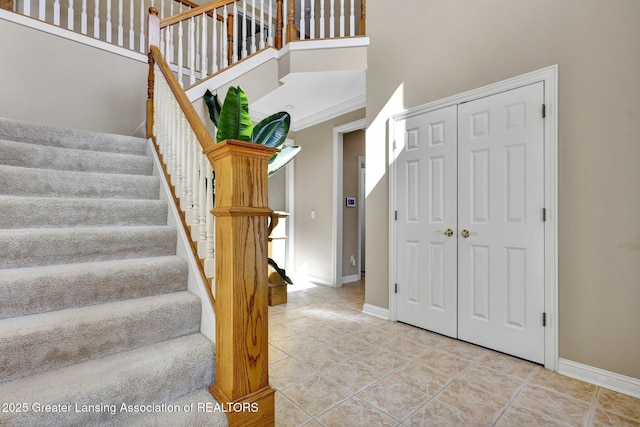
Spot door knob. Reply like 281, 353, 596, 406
460, 229, 470, 238
443, 228, 454, 237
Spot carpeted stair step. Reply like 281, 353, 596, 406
0, 256, 188, 320
0, 196, 168, 229
0, 139, 153, 175
0, 117, 148, 156
0, 165, 160, 199
0, 291, 202, 383
0, 225, 177, 269
0, 333, 217, 427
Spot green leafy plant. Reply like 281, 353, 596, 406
204, 87, 301, 177
204, 86, 299, 284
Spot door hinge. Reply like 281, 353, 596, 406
541, 312, 547, 327
394, 210, 398, 221
542, 208, 547, 222
395, 283, 398, 294
542, 104, 546, 118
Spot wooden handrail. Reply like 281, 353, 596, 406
160, 0, 236, 28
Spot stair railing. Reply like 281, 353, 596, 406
148, 8, 277, 426
5, 0, 200, 54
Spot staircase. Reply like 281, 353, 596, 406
0, 117, 227, 426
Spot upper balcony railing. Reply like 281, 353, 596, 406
3, 0, 366, 87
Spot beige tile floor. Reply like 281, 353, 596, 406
268, 278, 640, 426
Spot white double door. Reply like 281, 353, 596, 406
395, 83, 545, 363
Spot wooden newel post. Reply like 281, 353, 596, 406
205, 140, 277, 427
146, 7, 160, 139
275, 0, 283, 49
359, 0, 366, 35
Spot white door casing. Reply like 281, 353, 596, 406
395, 105, 458, 338
457, 82, 545, 364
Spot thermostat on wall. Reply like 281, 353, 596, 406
346, 197, 356, 208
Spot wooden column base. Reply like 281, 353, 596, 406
209, 384, 275, 426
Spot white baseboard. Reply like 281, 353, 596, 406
341, 274, 360, 284
558, 358, 640, 399
362, 303, 390, 320
306, 275, 336, 287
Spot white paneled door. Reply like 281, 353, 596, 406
395, 83, 546, 363
395, 106, 458, 338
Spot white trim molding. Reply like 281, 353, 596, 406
558, 359, 640, 399
388, 65, 559, 371
362, 304, 390, 320
341, 274, 360, 284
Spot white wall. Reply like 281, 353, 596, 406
293, 109, 365, 285
366, 0, 640, 379
0, 18, 147, 134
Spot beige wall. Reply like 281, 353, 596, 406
0, 19, 146, 135
294, 109, 365, 284
366, 0, 640, 378
342, 130, 365, 278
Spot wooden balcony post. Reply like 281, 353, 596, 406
1, 0, 13, 11
359, 0, 366, 35
275, 0, 283, 49
146, 7, 160, 139
227, 12, 234, 65
205, 140, 277, 427
286, 0, 297, 43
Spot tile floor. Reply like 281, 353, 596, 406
268, 278, 640, 426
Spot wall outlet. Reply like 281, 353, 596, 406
311, 209, 316, 220
350, 255, 356, 266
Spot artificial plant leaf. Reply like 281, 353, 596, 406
268, 257, 293, 285
252, 112, 291, 148
216, 86, 253, 143
203, 89, 222, 128
268, 145, 301, 177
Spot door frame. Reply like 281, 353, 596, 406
333, 119, 367, 287
388, 65, 558, 371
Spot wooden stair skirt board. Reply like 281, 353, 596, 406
268, 212, 289, 306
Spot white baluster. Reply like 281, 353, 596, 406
330, 0, 335, 38
81, 0, 87, 34
117, 0, 123, 46
241, 1, 247, 59
177, 20, 184, 87
189, 137, 200, 231
198, 153, 208, 248
200, 13, 208, 76
39, 0, 45, 20
106, 0, 112, 42
54, 0, 60, 26
259, 0, 264, 49
222, 5, 228, 67
349, 0, 355, 36
319, 0, 324, 38
250, 0, 256, 54
267, 0, 273, 46
159, 0, 165, 55
282, 0, 286, 45
205, 163, 215, 267
310, 0, 315, 39
232, 2, 238, 63
93, 0, 100, 38
212, 11, 218, 73
195, 14, 201, 72
139, 0, 145, 53
129, 0, 134, 49
22, 0, 30, 16
164, 24, 172, 61
189, 17, 196, 86
340, 0, 345, 37
299, 0, 305, 40
67, 0, 74, 29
